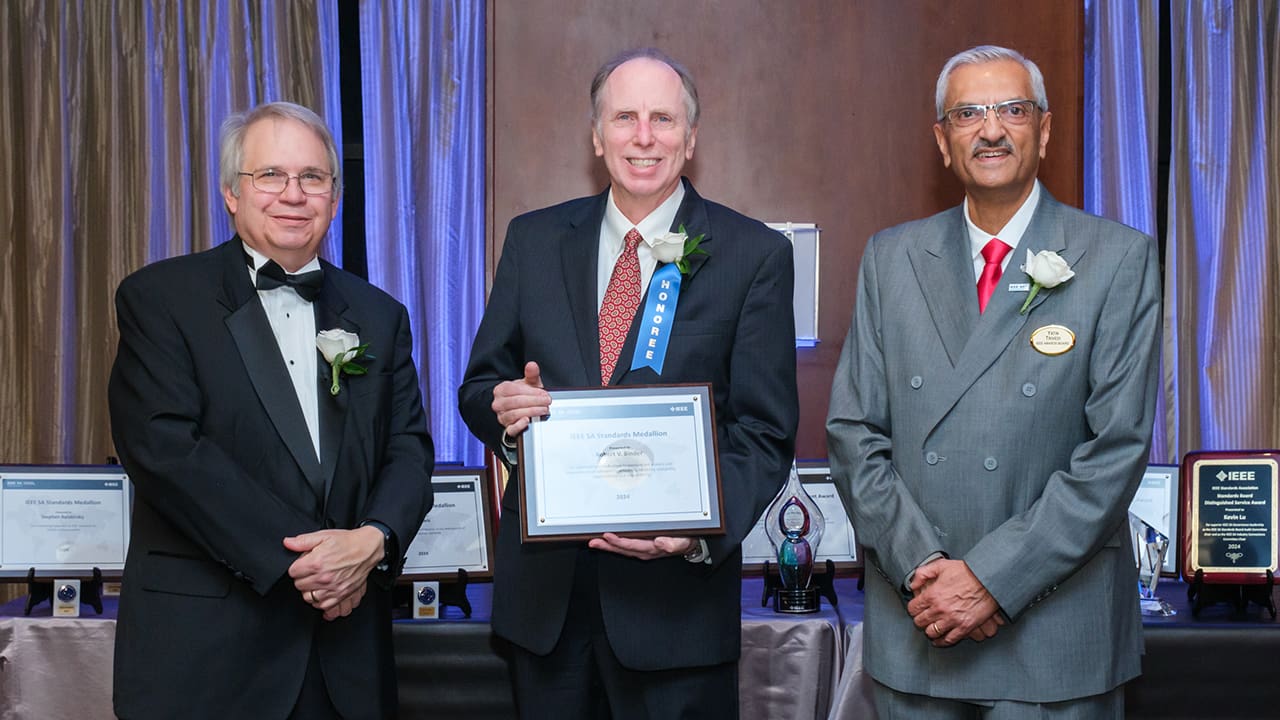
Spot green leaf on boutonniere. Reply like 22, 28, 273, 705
675, 224, 708, 275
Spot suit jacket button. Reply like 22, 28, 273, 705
925, 451, 939, 465
983, 457, 998, 471
1022, 382, 1037, 397
910, 375, 924, 389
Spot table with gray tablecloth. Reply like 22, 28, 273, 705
0, 578, 869, 720
5, 578, 1277, 719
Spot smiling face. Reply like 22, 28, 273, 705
591, 57, 697, 224
222, 117, 339, 272
933, 59, 1051, 211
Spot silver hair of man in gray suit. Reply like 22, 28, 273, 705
934, 45, 1049, 119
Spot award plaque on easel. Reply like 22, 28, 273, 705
1181, 451, 1279, 583
1180, 450, 1279, 617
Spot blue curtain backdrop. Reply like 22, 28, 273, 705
1085, 1, 1280, 458
359, 0, 486, 466
1082, 0, 1167, 461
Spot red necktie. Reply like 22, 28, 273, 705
976, 239, 1012, 314
598, 228, 644, 384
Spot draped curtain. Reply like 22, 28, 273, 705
1165, 2, 1280, 453
0, 0, 342, 471
1085, 0, 1280, 460
1083, 0, 1166, 461
359, 0, 486, 466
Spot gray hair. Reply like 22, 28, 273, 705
935, 45, 1048, 120
219, 101, 342, 198
590, 48, 700, 139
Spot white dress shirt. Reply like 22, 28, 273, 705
596, 182, 686, 310
244, 244, 321, 461
964, 180, 1042, 281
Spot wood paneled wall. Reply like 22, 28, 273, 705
488, 0, 1084, 459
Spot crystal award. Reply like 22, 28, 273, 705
765, 464, 826, 613
1129, 510, 1175, 616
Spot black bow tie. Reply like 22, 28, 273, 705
254, 259, 324, 302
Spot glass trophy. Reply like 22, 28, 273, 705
1129, 510, 1176, 616
765, 464, 826, 613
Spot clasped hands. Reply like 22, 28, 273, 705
907, 558, 1004, 647
492, 361, 698, 561
283, 525, 385, 621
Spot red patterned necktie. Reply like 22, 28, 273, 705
976, 238, 1012, 314
598, 228, 644, 384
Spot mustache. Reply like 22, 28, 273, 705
971, 137, 1014, 156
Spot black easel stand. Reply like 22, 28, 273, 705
24, 567, 105, 616
761, 559, 839, 612
1188, 569, 1277, 619
439, 568, 472, 618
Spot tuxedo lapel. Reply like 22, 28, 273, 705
907, 208, 975, 367
562, 191, 609, 385
921, 194, 1084, 431
314, 272, 359, 509
218, 239, 325, 503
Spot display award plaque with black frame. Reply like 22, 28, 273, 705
517, 384, 723, 542
400, 468, 496, 581
1180, 450, 1279, 584
0, 465, 132, 578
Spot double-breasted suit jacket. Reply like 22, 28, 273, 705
459, 179, 799, 670
108, 237, 434, 719
827, 190, 1161, 702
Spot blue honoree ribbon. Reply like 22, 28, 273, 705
629, 264, 683, 375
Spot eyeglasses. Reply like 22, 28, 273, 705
238, 169, 335, 196
941, 99, 1040, 129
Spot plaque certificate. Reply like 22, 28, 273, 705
0, 466, 131, 577
1181, 452, 1279, 583
742, 466, 859, 572
518, 384, 722, 542
401, 469, 495, 580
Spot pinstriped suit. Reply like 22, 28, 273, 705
827, 190, 1161, 702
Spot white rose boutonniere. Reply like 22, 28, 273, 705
650, 224, 708, 274
1019, 249, 1075, 315
316, 329, 371, 396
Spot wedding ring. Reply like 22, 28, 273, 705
931, 622, 941, 636
307, 591, 315, 604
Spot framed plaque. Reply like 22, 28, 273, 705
517, 384, 722, 542
400, 469, 496, 580
1129, 464, 1179, 576
742, 464, 861, 575
1180, 450, 1279, 584
0, 465, 132, 578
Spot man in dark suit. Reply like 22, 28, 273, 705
458, 48, 798, 719
108, 101, 434, 719
827, 46, 1160, 718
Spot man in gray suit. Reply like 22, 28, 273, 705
827, 45, 1161, 718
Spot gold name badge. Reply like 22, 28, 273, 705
1029, 324, 1075, 356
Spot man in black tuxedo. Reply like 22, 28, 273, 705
108, 101, 434, 719
459, 48, 798, 719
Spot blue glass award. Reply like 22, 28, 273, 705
765, 464, 826, 613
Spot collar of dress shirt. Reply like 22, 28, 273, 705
243, 243, 323, 284
963, 180, 1041, 280
601, 181, 687, 258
